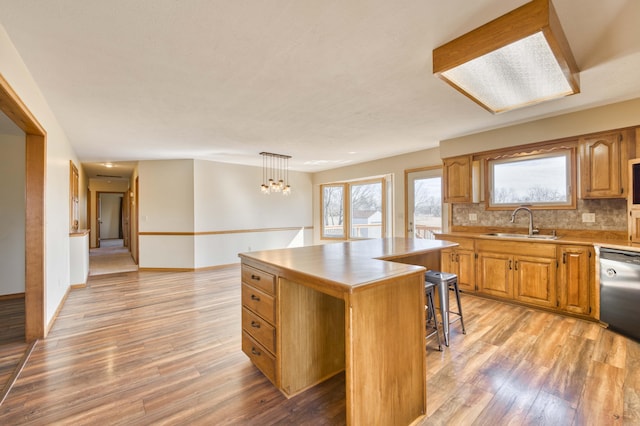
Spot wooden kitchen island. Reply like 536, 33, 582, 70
238, 238, 457, 425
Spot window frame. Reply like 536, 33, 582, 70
486, 147, 577, 210
348, 178, 386, 240
320, 183, 347, 240
320, 177, 388, 240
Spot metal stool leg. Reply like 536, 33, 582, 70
436, 280, 449, 346
425, 283, 442, 351
449, 278, 466, 335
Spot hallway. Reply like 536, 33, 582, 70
89, 239, 138, 276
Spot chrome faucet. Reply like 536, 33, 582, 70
510, 206, 538, 236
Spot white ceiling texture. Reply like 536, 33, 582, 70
0, 0, 639, 178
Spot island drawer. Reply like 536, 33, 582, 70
242, 265, 275, 295
242, 307, 276, 354
242, 283, 275, 323
242, 331, 276, 383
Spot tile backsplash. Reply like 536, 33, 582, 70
452, 199, 627, 231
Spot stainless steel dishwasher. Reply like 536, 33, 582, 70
599, 248, 640, 342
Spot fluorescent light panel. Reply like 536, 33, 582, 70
433, 0, 579, 113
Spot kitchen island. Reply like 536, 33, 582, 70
238, 237, 457, 425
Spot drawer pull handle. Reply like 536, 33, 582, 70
251, 274, 261, 281
251, 321, 261, 328
251, 294, 261, 302
251, 347, 261, 356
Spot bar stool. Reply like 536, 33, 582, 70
424, 280, 442, 351
425, 270, 466, 346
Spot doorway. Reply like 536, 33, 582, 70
97, 192, 125, 248
90, 191, 137, 276
0, 74, 46, 342
405, 167, 447, 239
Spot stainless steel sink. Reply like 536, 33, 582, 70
527, 234, 559, 240
484, 233, 558, 240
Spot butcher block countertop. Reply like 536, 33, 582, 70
239, 237, 458, 293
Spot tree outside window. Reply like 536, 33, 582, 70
322, 184, 345, 238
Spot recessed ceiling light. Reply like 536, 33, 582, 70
104, 163, 114, 168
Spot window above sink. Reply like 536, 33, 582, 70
487, 148, 577, 210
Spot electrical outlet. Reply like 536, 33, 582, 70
469, 213, 478, 222
582, 213, 596, 223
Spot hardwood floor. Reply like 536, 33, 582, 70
0, 297, 27, 399
0, 266, 638, 425
89, 239, 137, 276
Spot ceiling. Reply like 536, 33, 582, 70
0, 0, 639, 178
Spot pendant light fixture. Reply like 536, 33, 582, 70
260, 152, 292, 195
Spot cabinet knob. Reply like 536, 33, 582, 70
251, 274, 261, 281
251, 294, 261, 302
251, 320, 261, 328
251, 347, 261, 356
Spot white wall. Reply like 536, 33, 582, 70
138, 159, 313, 269
312, 147, 441, 242
440, 98, 640, 157
193, 159, 312, 267
0, 24, 85, 326
0, 133, 25, 296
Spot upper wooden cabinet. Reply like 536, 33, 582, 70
580, 129, 632, 199
443, 155, 472, 203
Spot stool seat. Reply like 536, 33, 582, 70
426, 270, 457, 284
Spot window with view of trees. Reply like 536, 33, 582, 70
350, 181, 383, 239
488, 150, 573, 208
321, 178, 387, 239
322, 184, 345, 238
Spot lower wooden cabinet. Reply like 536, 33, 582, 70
438, 235, 595, 318
476, 239, 557, 308
439, 237, 475, 292
241, 264, 278, 386
557, 245, 591, 315
477, 252, 513, 298
514, 255, 557, 309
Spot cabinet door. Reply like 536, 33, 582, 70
477, 252, 513, 298
629, 210, 640, 243
456, 249, 476, 292
558, 246, 590, 315
443, 155, 472, 203
440, 248, 455, 274
514, 255, 556, 308
580, 131, 624, 198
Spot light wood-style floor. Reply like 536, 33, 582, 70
89, 239, 138, 276
0, 266, 638, 425
0, 297, 27, 395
